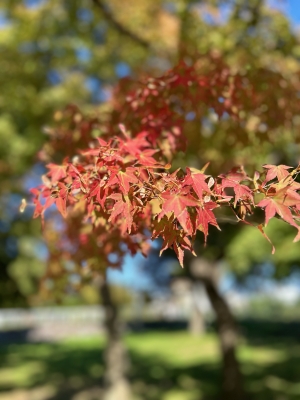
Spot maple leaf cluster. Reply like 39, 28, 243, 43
30, 58, 300, 273
108, 55, 300, 157
31, 128, 300, 268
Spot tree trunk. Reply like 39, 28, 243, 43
189, 302, 205, 335
188, 283, 205, 336
204, 278, 244, 400
190, 258, 244, 400
99, 278, 131, 400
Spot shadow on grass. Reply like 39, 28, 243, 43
239, 318, 300, 344
0, 339, 105, 398
126, 320, 300, 400
0, 319, 299, 399
128, 350, 220, 400
0, 338, 220, 400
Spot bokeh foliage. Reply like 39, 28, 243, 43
1, 0, 300, 305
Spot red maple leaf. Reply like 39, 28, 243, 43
55, 196, 67, 218
119, 130, 149, 155
258, 191, 300, 242
153, 216, 195, 267
90, 182, 107, 208
196, 201, 220, 241
184, 167, 211, 199
107, 168, 139, 195
221, 178, 253, 207
158, 189, 198, 234
108, 193, 134, 234
136, 149, 159, 167
263, 164, 292, 183
47, 163, 68, 182
173, 235, 195, 268
32, 197, 43, 219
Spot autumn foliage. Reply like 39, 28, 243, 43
30, 58, 300, 270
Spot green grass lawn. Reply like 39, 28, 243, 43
0, 327, 300, 400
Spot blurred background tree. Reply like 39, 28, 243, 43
1, 1, 300, 399
0, 0, 165, 306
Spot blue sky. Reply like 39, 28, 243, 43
288, 0, 300, 24
287, 0, 300, 24
268, 0, 300, 24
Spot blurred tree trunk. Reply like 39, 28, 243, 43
190, 258, 244, 400
99, 277, 131, 400
188, 283, 206, 335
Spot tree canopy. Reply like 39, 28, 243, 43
29, 57, 300, 282
1, 0, 300, 302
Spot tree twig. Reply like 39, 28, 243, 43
92, 0, 151, 49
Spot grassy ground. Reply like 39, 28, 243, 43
0, 323, 300, 400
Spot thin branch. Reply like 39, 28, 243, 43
92, 0, 151, 49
